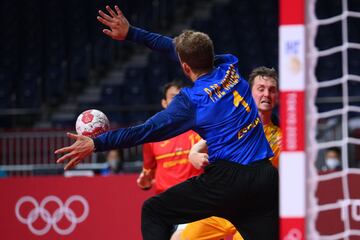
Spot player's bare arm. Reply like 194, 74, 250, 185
188, 139, 209, 169
55, 133, 95, 170
97, 5, 129, 40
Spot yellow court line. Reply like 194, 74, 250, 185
155, 150, 190, 160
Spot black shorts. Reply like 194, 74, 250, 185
142, 159, 279, 240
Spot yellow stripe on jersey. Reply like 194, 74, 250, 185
162, 158, 189, 168
155, 150, 190, 160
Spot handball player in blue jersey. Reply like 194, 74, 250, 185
55, 6, 278, 240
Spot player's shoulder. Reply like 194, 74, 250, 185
180, 84, 208, 105
214, 54, 239, 67
180, 86, 202, 100
168, 88, 197, 109
176, 87, 191, 102
180, 87, 192, 96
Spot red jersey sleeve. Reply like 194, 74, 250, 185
142, 143, 157, 170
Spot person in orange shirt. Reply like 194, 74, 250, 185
136, 80, 203, 194
175, 67, 281, 240
250, 67, 281, 168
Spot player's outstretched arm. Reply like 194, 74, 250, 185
56, 93, 195, 170
97, 5, 178, 62
55, 133, 95, 170
93, 92, 195, 152
188, 139, 209, 169
97, 5, 129, 41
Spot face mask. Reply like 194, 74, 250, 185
326, 158, 340, 170
108, 159, 119, 170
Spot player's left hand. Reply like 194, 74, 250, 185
55, 133, 95, 170
189, 152, 209, 169
97, 5, 129, 40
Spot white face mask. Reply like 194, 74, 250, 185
326, 158, 340, 170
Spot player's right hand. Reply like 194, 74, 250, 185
137, 169, 155, 190
189, 152, 209, 169
55, 133, 95, 170
97, 5, 129, 41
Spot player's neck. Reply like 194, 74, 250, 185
191, 69, 213, 82
258, 111, 272, 125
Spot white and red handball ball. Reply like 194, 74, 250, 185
75, 109, 110, 138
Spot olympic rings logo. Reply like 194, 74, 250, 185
284, 228, 302, 240
15, 195, 89, 236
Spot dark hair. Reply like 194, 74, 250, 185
326, 147, 341, 156
248, 67, 279, 89
173, 30, 214, 73
106, 149, 123, 172
162, 80, 185, 100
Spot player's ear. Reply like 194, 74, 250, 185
182, 62, 191, 75
161, 99, 168, 108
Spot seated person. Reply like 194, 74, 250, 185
321, 147, 342, 173
101, 149, 124, 175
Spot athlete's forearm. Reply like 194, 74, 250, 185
126, 26, 178, 62
93, 118, 184, 152
93, 124, 152, 152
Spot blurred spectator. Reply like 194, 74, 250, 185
101, 149, 124, 175
321, 147, 342, 172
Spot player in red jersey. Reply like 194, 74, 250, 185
137, 81, 203, 194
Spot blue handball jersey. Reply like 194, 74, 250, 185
93, 26, 273, 165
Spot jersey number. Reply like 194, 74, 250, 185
233, 90, 250, 112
